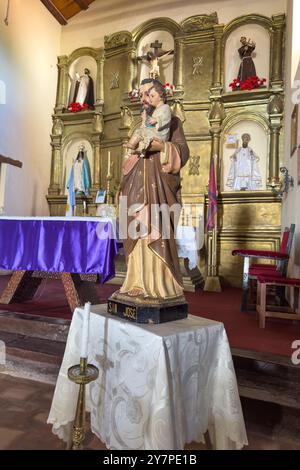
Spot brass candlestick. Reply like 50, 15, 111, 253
106, 159, 115, 205
82, 198, 87, 216
106, 173, 114, 205
67, 357, 99, 450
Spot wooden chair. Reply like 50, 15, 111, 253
256, 274, 300, 328
232, 224, 295, 311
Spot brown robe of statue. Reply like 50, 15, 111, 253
119, 116, 189, 297
237, 44, 256, 81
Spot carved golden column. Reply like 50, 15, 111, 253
270, 14, 285, 90
174, 38, 184, 92
92, 139, 101, 192
119, 106, 134, 170
49, 140, 62, 195
269, 125, 281, 185
96, 52, 104, 108
204, 101, 225, 292
204, 153, 221, 293
55, 55, 69, 113
127, 46, 137, 92
91, 113, 104, 191
48, 118, 64, 195
211, 128, 221, 187
211, 24, 224, 97
208, 101, 225, 191
267, 94, 283, 186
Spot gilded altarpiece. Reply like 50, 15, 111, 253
47, 13, 285, 287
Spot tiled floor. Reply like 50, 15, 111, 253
0, 373, 299, 451
0, 371, 113, 450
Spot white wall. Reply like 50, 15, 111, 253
61, 0, 287, 54
292, 0, 300, 85
282, 0, 300, 278
0, 0, 61, 215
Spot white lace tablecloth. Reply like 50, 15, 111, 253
47, 305, 248, 450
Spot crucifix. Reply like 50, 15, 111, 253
150, 40, 164, 56
0, 154, 22, 168
137, 40, 174, 79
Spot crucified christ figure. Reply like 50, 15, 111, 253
137, 40, 174, 80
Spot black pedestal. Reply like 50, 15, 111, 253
107, 291, 188, 324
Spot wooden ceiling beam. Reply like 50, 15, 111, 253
41, 0, 95, 23
74, 0, 89, 10
40, 0, 68, 25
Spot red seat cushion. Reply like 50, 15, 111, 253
257, 275, 300, 286
232, 249, 289, 259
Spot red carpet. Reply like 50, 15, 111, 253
185, 289, 300, 358
0, 275, 299, 357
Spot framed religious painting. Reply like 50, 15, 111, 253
291, 104, 298, 157
95, 190, 106, 204
225, 133, 239, 149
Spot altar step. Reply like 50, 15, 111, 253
0, 311, 70, 384
232, 348, 300, 410
0, 311, 70, 342
1, 310, 300, 412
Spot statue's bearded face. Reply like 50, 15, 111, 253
139, 83, 156, 115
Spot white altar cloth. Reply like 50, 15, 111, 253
48, 305, 248, 450
176, 226, 199, 269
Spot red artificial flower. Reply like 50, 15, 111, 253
229, 75, 267, 91
67, 101, 90, 113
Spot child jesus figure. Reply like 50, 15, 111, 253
124, 82, 171, 157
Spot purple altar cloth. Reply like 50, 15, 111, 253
0, 217, 118, 282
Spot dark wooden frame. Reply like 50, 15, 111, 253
291, 104, 298, 157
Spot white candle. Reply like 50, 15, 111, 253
108, 151, 111, 177
80, 302, 91, 358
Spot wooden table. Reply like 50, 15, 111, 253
0, 217, 118, 311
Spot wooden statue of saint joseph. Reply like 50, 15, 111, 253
118, 79, 189, 300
